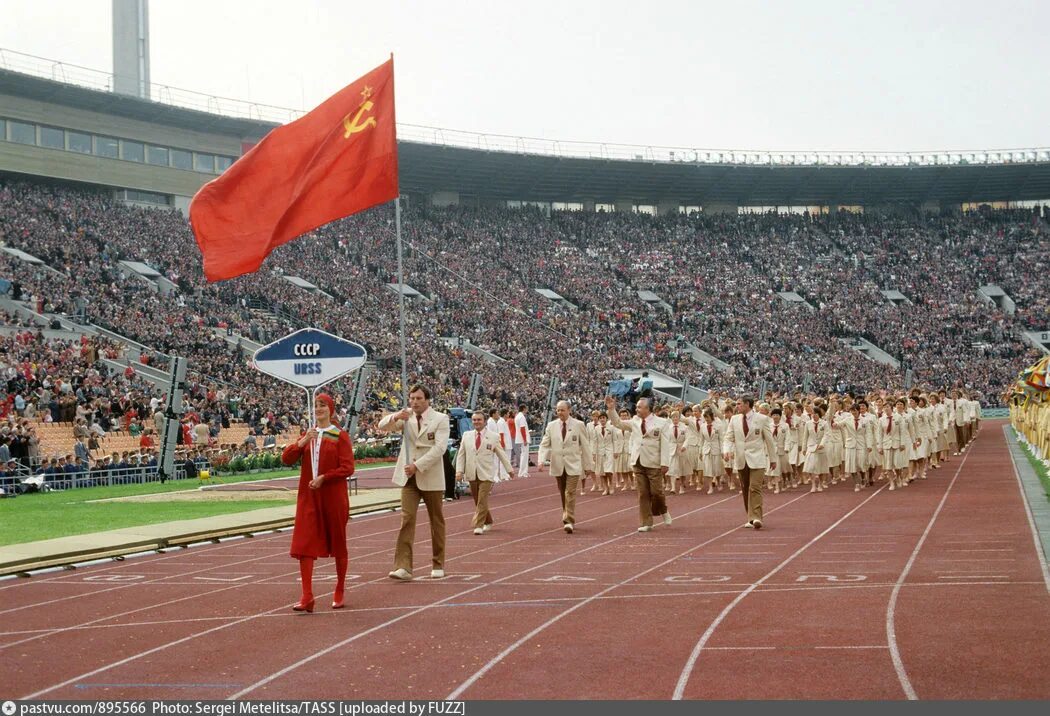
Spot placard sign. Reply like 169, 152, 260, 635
253, 328, 367, 388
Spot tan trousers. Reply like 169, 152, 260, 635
555, 473, 579, 525
739, 465, 764, 523
469, 479, 494, 530
394, 477, 445, 572
634, 463, 667, 527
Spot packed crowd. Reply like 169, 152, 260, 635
0, 177, 1044, 447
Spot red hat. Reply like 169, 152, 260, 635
315, 393, 336, 416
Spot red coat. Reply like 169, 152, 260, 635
282, 427, 355, 559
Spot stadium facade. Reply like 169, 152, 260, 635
1, 52, 1050, 215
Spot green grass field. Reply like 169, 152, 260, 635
0, 471, 302, 546
1022, 444, 1050, 500
0, 463, 397, 547
0, 457, 394, 545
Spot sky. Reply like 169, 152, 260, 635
0, 0, 1047, 152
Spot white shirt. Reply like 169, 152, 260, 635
497, 417, 513, 447
514, 412, 529, 444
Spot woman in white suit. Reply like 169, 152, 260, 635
665, 411, 690, 495
720, 403, 738, 491
783, 403, 802, 489
698, 407, 725, 494
825, 399, 845, 485
882, 398, 914, 490
930, 392, 949, 469
905, 396, 926, 483
592, 412, 617, 495
768, 407, 790, 494
685, 404, 705, 491
615, 408, 634, 492
802, 404, 830, 492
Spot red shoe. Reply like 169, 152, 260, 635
292, 597, 315, 613
331, 592, 345, 610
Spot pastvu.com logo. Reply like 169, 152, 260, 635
2, 701, 17, 716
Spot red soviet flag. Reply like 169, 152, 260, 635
190, 57, 398, 282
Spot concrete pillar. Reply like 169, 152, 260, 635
702, 202, 738, 215
112, 0, 150, 99
657, 199, 679, 216
173, 195, 191, 218
582, 199, 596, 213
615, 199, 634, 213
430, 191, 460, 208
920, 200, 940, 213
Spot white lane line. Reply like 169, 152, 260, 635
672, 486, 887, 700
22, 494, 674, 699
7, 579, 1042, 640
446, 492, 813, 700
2, 489, 567, 651
230, 495, 741, 700
885, 444, 972, 701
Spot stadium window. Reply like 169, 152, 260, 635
146, 145, 169, 166
634, 205, 656, 215
121, 140, 144, 163
194, 153, 215, 173
122, 189, 170, 206
595, 203, 615, 213
96, 136, 119, 158
9, 120, 36, 145
39, 126, 64, 149
216, 155, 234, 172
0, 119, 5, 141
679, 205, 701, 215
171, 148, 192, 170
68, 131, 92, 154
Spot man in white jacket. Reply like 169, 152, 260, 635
456, 411, 514, 535
723, 396, 777, 529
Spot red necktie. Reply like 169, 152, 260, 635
707, 424, 712, 436
742, 415, 749, 437
887, 415, 893, 434
561, 421, 567, 441
854, 416, 859, 430
416, 415, 422, 433
674, 425, 679, 439
773, 424, 778, 437
475, 433, 481, 450
696, 418, 701, 432
641, 418, 647, 436
602, 426, 606, 437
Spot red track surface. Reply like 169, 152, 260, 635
4, 420, 1048, 700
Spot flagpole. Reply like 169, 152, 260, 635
395, 197, 409, 407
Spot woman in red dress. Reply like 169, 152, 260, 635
281, 393, 355, 612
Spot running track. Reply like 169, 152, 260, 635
3, 420, 1048, 700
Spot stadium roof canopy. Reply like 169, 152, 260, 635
2, 58, 1050, 207
396, 140, 1050, 206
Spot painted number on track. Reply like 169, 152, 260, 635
665, 575, 732, 583
83, 574, 146, 582
795, 574, 868, 582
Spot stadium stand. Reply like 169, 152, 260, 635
1, 175, 1045, 468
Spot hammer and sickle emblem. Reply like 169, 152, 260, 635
343, 100, 377, 138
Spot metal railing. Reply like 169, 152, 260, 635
2, 46, 1048, 169
0, 461, 207, 494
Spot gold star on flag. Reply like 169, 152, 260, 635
361, 86, 373, 101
